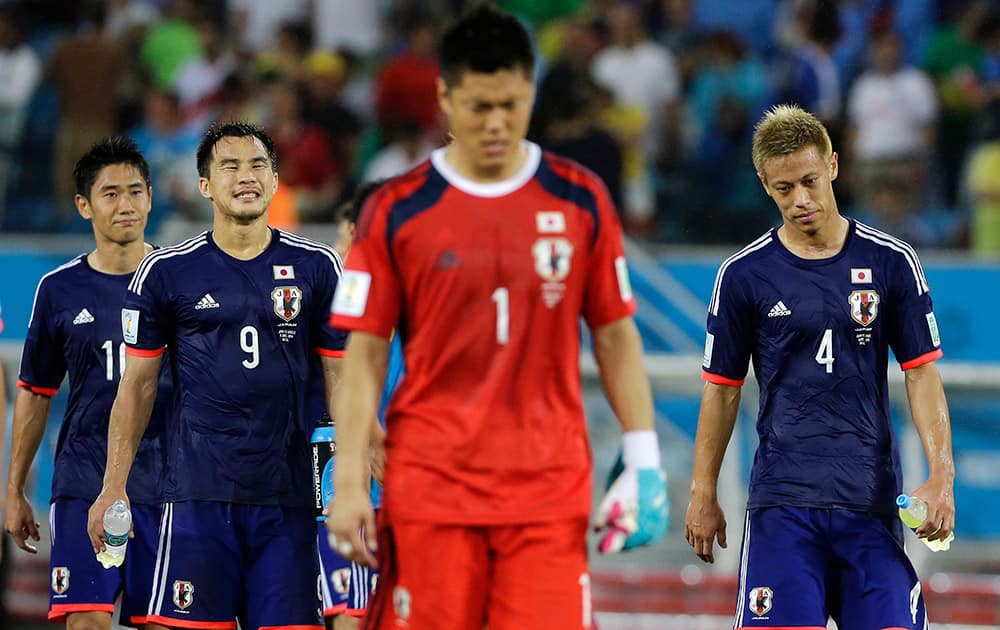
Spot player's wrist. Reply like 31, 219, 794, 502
622, 430, 660, 469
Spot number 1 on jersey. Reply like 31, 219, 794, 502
816, 328, 834, 373
491, 287, 509, 345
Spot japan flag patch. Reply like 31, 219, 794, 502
332, 270, 371, 318
536, 211, 565, 233
851, 268, 872, 284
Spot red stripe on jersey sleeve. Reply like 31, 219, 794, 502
702, 370, 745, 387
900, 348, 943, 371
16, 380, 58, 397
124, 345, 165, 358
315, 347, 345, 358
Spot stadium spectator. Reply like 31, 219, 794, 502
138, 0, 202, 90
361, 119, 436, 183
327, 6, 667, 629
5, 136, 172, 630
312, 0, 383, 56
686, 104, 955, 628
266, 79, 341, 221
229, 0, 308, 54
0, 6, 41, 218
922, 1, 990, 207
87, 121, 346, 628
374, 12, 442, 137
172, 16, 238, 120
846, 29, 938, 211
129, 88, 203, 228
45, 3, 126, 225
302, 50, 363, 185
592, 1, 681, 233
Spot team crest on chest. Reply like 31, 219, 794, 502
272, 286, 302, 322
532, 237, 573, 282
848, 289, 879, 327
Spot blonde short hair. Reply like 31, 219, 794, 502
751, 104, 832, 177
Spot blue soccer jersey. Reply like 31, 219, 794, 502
17, 254, 171, 506
702, 220, 942, 515
123, 229, 347, 508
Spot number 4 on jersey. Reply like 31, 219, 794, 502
815, 328, 834, 373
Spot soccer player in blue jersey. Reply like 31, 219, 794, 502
319, 181, 403, 630
684, 104, 955, 629
4, 137, 171, 629
86, 121, 347, 629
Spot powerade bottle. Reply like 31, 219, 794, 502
896, 494, 954, 552
97, 499, 131, 568
311, 413, 336, 521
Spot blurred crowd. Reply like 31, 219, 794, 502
0, 0, 998, 250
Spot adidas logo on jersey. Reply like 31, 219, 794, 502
194, 293, 220, 310
72, 308, 94, 325
767, 301, 792, 317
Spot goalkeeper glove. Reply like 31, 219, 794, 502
594, 430, 668, 553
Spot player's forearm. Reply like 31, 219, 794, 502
690, 382, 741, 498
905, 362, 955, 481
102, 374, 157, 490
332, 333, 388, 490
593, 317, 654, 432
6, 389, 51, 492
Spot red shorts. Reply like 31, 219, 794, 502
364, 517, 592, 630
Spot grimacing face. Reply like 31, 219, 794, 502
758, 145, 840, 238
199, 135, 278, 223
76, 163, 151, 246
438, 67, 535, 179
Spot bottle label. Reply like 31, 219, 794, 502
311, 440, 336, 517
106, 533, 128, 547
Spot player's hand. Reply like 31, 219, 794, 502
594, 433, 669, 554
4, 489, 40, 553
685, 489, 727, 563
87, 488, 131, 554
912, 477, 955, 542
325, 486, 377, 567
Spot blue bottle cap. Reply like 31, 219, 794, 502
896, 494, 911, 508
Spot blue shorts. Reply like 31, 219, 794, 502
317, 523, 378, 617
146, 501, 322, 629
734, 506, 927, 629
48, 498, 160, 626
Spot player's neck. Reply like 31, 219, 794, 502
444, 142, 528, 183
212, 218, 273, 261
778, 215, 849, 260
88, 239, 152, 275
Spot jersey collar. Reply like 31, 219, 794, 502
430, 141, 541, 198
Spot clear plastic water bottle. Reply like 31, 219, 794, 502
896, 494, 954, 552
97, 499, 131, 568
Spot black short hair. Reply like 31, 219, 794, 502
73, 136, 151, 199
439, 4, 534, 88
335, 179, 386, 226
196, 121, 278, 178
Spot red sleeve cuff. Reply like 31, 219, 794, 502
329, 314, 393, 340
16, 380, 58, 397
124, 346, 165, 358
315, 348, 346, 358
900, 348, 943, 371
701, 370, 745, 387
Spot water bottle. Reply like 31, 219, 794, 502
311, 413, 336, 522
896, 494, 954, 552
97, 500, 131, 568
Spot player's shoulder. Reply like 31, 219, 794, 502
538, 150, 605, 191
129, 232, 211, 291
37, 254, 87, 288
366, 161, 437, 213
851, 220, 930, 293
716, 229, 778, 278
273, 228, 344, 272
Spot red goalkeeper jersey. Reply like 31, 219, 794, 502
330, 142, 636, 524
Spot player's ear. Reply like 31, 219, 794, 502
828, 151, 839, 182
756, 170, 772, 199
437, 76, 451, 119
75, 194, 93, 221
198, 177, 212, 200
